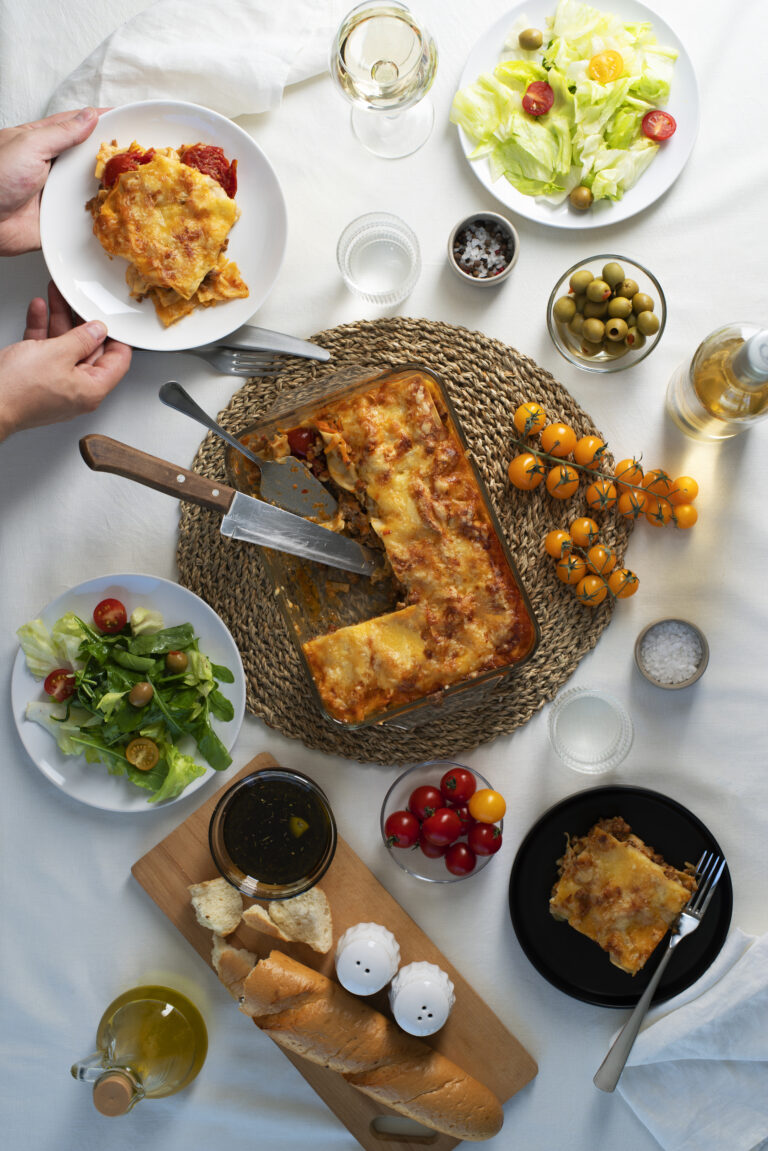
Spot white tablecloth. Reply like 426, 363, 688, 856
2, 3, 768, 1150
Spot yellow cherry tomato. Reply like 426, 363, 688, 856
125, 737, 160, 772
468, 788, 506, 824
544, 529, 573, 558
643, 468, 675, 497
540, 422, 578, 458
575, 574, 609, 606
669, 475, 699, 505
607, 567, 639, 598
556, 554, 588, 585
569, 516, 600, 548
586, 544, 617, 576
585, 478, 618, 512
546, 463, 580, 499
673, 503, 698, 529
588, 50, 623, 84
573, 435, 607, 468
507, 452, 545, 490
617, 489, 646, 519
614, 457, 644, 492
645, 496, 674, 526
513, 402, 546, 437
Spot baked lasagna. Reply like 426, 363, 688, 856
549, 817, 696, 975
87, 140, 248, 326
250, 368, 537, 724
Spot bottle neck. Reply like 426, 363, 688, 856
730, 329, 768, 386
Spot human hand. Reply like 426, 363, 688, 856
0, 107, 100, 256
0, 283, 132, 441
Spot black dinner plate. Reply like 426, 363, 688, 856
508, 785, 732, 1008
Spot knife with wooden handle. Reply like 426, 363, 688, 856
79, 435, 378, 576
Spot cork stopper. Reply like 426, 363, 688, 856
93, 1070, 136, 1116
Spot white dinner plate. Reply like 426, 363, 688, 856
40, 100, 287, 350
454, 0, 699, 228
11, 573, 246, 813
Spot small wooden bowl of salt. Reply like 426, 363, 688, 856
447, 211, 519, 286
634, 618, 709, 689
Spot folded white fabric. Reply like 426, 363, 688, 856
617, 929, 768, 1151
46, 0, 344, 120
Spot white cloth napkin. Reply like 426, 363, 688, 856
617, 929, 768, 1151
45, 0, 344, 120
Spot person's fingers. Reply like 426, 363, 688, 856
24, 297, 50, 341
82, 340, 132, 396
55, 319, 108, 364
32, 107, 98, 160
47, 281, 74, 338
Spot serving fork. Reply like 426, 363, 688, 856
186, 346, 287, 377
185, 323, 331, 377
593, 851, 726, 1093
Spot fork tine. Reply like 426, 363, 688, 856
688, 854, 725, 915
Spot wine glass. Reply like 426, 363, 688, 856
330, 1, 438, 159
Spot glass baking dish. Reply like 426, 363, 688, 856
225, 364, 540, 731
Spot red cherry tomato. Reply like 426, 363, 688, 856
439, 766, 477, 806
102, 148, 155, 187
641, 110, 676, 141
418, 829, 447, 858
421, 807, 463, 848
93, 598, 127, 634
180, 144, 238, 197
43, 668, 76, 701
467, 823, 503, 856
384, 810, 420, 848
286, 427, 317, 458
452, 803, 476, 832
445, 842, 477, 877
408, 785, 442, 822
522, 81, 554, 116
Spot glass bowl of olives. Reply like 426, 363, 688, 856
547, 255, 666, 373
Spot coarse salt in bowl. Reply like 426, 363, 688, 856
634, 618, 709, 689
447, 211, 519, 286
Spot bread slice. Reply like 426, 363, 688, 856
189, 878, 243, 936
212, 935, 257, 998
241, 887, 332, 954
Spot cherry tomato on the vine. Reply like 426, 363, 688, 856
522, 80, 554, 116
608, 568, 639, 598
93, 598, 127, 633
643, 469, 675, 497
468, 788, 506, 824
513, 401, 546, 437
645, 496, 674, 526
467, 822, 503, 856
43, 668, 76, 701
540, 422, 577, 458
569, 517, 599, 548
439, 766, 476, 806
546, 463, 580, 499
614, 457, 644, 492
544, 529, 573, 559
673, 504, 698, 529
669, 476, 698, 505
585, 478, 618, 512
508, 452, 545, 491
445, 841, 477, 876
384, 810, 420, 848
408, 785, 442, 821
422, 807, 463, 847
575, 574, 609, 606
573, 435, 607, 468
586, 544, 617, 576
617, 489, 646, 520
556, 554, 587, 585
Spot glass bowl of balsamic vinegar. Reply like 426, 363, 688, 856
209, 769, 337, 900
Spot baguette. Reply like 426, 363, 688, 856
242, 887, 333, 953
188, 878, 242, 936
212, 942, 503, 1142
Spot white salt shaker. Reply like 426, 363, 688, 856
335, 922, 401, 996
389, 961, 455, 1036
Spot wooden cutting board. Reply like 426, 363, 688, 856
132, 753, 537, 1150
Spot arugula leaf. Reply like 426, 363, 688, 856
129, 624, 196, 656
210, 662, 235, 684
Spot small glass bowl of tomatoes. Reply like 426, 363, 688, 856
380, 761, 505, 883
547, 254, 666, 374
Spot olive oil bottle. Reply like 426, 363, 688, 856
70, 986, 207, 1115
666, 323, 768, 440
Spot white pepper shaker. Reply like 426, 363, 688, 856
335, 922, 401, 996
389, 961, 455, 1036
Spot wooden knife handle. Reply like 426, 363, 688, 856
79, 434, 234, 515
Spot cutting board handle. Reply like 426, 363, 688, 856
79, 434, 234, 514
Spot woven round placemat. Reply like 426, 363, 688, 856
176, 317, 632, 765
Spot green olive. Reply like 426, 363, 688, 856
580, 339, 604, 357
582, 317, 606, 343
165, 649, 189, 673
573, 293, 586, 313
605, 317, 628, 342
518, 27, 543, 50
553, 295, 577, 323
625, 326, 646, 349
616, 277, 640, 299
631, 292, 654, 315
569, 185, 593, 210
128, 681, 154, 708
602, 261, 625, 287
636, 309, 660, 335
586, 278, 611, 303
568, 313, 586, 335
607, 295, 633, 319
583, 298, 608, 318
569, 269, 594, 294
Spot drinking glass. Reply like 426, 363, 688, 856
330, 1, 438, 159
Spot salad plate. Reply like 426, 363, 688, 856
454, 0, 699, 229
40, 100, 287, 351
508, 785, 732, 1007
11, 573, 246, 814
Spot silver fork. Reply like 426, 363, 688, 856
593, 851, 726, 1093
186, 346, 286, 377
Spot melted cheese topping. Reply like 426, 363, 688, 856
88, 142, 248, 325
549, 818, 696, 975
299, 370, 537, 724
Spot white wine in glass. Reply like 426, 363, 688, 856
331, 1, 438, 159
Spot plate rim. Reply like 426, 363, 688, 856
39, 98, 287, 351
454, 0, 700, 230
508, 783, 733, 1007
11, 571, 246, 814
